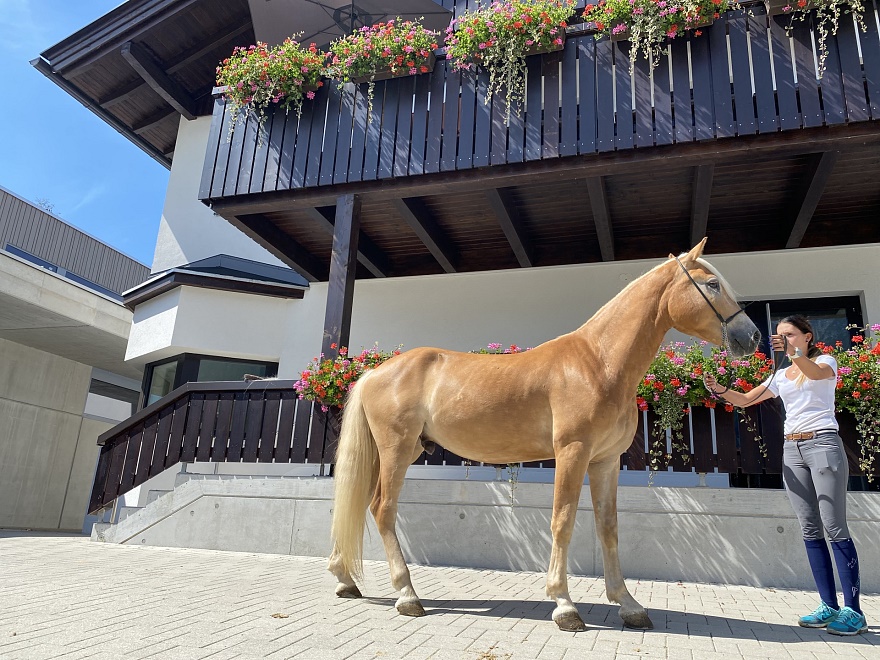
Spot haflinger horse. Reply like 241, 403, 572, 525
327, 238, 760, 632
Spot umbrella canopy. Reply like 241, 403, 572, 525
248, 0, 453, 49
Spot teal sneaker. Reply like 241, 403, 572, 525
826, 606, 868, 636
799, 602, 840, 628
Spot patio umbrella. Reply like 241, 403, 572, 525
247, 0, 453, 49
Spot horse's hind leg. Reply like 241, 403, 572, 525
328, 546, 361, 598
588, 456, 653, 629
370, 439, 425, 617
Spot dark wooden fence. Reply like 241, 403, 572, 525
88, 380, 332, 513
200, 5, 880, 201
90, 380, 878, 512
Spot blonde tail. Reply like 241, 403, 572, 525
331, 370, 379, 583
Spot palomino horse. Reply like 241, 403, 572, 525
328, 239, 760, 631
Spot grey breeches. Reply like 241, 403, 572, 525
782, 432, 850, 541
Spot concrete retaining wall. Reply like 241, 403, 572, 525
95, 476, 880, 592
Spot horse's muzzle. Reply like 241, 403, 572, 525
728, 317, 761, 357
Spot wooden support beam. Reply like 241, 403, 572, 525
304, 206, 388, 277
120, 41, 197, 120
132, 108, 176, 135
391, 198, 457, 273
232, 214, 327, 282
585, 177, 614, 261
786, 151, 838, 249
321, 195, 361, 357
690, 164, 715, 246
485, 188, 534, 267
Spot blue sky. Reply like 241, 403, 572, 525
0, 1, 169, 267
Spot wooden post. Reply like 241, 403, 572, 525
313, 194, 361, 474
321, 194, 361, 358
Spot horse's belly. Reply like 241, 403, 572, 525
424, 416, 555, 464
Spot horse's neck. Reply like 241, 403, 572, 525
575, 266, 674, 392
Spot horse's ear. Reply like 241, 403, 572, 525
685, 237, 708, 261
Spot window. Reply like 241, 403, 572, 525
744, 296, 863, 355
142, 354, 278, 408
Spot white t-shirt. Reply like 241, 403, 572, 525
761, 354, 838, 435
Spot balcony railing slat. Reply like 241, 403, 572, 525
474, 70, 491, 166
241, 392, 264, 462
180, 393, 203, 462
714, 408, 739, 471
863, 2, 880, 119
425, 60, 446, 172
633, 51, 653, 148
750, 16, 779, 133
165, 396, 189, 469
363, 81, 384, 179
237, 112, 259, 195
577, 38, 597, 154
119, 424, 143, 493
378, 77, 399, 178
395, 77, 415, 177
823, 35, 848, 125
348, 86, 369, 181
560, 42, 578, 156
739, 410, 764, 474
251, 110, 273, 192
290, 396, 312, 462
791, 24, 823, 127
226, 391, 249, 461
691, 406, 716, 472
730, 11, 757, 135
149, 404, 175, 477
199, 96, 225, 199
291, 95, 313, 187
211, 392, 233, 461
837, 18, 870, 122
596, 39, 614, 152
442, 67, 460, 171
411, 72, 431, 174
525, 57, 542, 160
335, 84, 356, 184
196, 393, 218, 462
709, 15, 735, 137
770, 16, 802, 130
136, 415, 159, 484
543, 53, 561, 157
259, 390, 282, 462
614, 42, 635, 150
458, 67, 477, 168
306, 85, 330, 186
321, 82, 343, 186
653, 46, 674, 146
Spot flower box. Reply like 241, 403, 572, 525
610, 20, 630, 42
471, 34, 567, 63
349, 51, 437, 84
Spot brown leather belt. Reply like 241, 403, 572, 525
784, 430, 835, 441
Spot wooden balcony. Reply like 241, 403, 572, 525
197, 7, 880, 278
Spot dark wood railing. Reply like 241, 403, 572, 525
88, 380, 333, 513
200, 5, 880, 202
91, 380, 878, 513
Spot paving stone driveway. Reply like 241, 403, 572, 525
1, 532, 877, 660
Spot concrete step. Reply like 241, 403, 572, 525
145, 489, 171, 506
116, 506, 142, 523
90, 522, 111, 542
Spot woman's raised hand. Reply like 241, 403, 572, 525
703, 373, 718, 393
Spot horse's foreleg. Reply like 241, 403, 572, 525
370, 442, 425, 617
587, 456, 653, 629
546, 448, 589, 632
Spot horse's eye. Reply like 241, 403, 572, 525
707, 280, 721, 292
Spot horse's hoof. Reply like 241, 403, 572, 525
552, 606, 587, 632
335, 584, 362, 599
396, 598, 426, 617
621, 609, 653, 630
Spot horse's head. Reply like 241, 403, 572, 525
664, 238, 760, 357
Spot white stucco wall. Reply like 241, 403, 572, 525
151, 116, 286, 272
127, 243, 880, 378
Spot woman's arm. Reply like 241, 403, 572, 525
703, 373, 776, 408
791, 354, 835, 380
